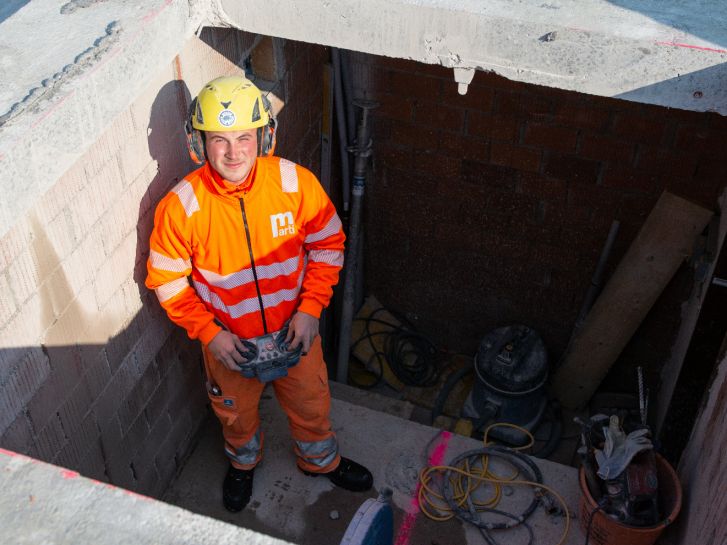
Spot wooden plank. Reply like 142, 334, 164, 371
655, 211, 726, 435
552, 191, 713, 409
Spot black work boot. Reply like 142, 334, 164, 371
302, 457, 373, 492
223, 464, 254, 512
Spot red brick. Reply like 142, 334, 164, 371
468, 112, 520, 141
524, 123, 578, 153
674, 124, 727, 155
442, 82, 495, 112
611, 112, 668, 144
374, 94, 415, 123
432, 222, 483, 251
461, 159, 518, 190
438, 133, 489, 162
664, 179, 721, 210
601, 164, 661, 194
470, 70, 527, 92
411, 150, 461, 179
376, 56, 449, 78
552, 101, 611, 131
536, 201, 593, 231
496, 91, 552, 118
567, 184, 621, 211
543, 153, 600, 184
491, 142, 541, 172
618, 193, 660, 220
414, 101, 465, 132
390, 121, 439, 150
377, 145, 414, 171
580, 133, 636, 164
479, 233, 531, 261
528, 243, 585, 273
389, 70, 442, 101
518, 172, 567, 202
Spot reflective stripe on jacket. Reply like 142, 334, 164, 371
145, 157, 345, 343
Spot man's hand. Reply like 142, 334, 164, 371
207, 330, 248, 372
285, 311, 319, 354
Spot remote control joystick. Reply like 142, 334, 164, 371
237, 339, 258, 362
236, 320, 303, 383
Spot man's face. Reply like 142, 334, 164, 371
205, 129, 258, 184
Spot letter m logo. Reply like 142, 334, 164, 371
270, 211, 295, 238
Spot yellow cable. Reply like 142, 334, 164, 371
418, 422, 572, 545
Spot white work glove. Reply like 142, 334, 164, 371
594, 415, 653, 480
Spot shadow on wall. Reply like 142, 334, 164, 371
134, 79, 195, 297
616, 62, 727, 115
0, 78, 210, 498
0, 0, 30, 23
605, 0, 727, 49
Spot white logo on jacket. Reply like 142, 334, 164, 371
270, 212, 295, 238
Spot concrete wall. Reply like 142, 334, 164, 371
349, 53, 727, 372
0, 27, 328, 497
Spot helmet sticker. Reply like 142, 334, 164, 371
218, 109, 236, 127
251, 98, 261, 122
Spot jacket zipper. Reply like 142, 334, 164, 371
239, 198, 268, 334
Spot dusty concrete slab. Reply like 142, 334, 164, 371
164, 389, 587, 545
0, 0, 208, 238
216, 0, 727, 115
0, 448, 293, 545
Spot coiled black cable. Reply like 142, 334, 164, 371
349, 308, 440, 388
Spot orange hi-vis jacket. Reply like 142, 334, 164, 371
145, 157, 345, 343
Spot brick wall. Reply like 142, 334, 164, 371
0, 29, 325, 497
350, 53, 727, 367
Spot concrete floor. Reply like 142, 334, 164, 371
163, 384, 587, 545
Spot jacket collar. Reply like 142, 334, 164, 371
203, 160, 260, 199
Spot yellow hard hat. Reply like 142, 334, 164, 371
192, 75, 270, 131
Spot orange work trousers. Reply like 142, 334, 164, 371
202, 336, 341, 474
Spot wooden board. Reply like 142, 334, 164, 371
552, 191, 713, 409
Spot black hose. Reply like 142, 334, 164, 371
441, 446, 544, 530
531, 400, 563, 459
429, 361, 474, 425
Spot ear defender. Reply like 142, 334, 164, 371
259, 95, 277, 157
185, 98, 206, 165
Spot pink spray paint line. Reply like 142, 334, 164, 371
656, 41, 727, 54
394, 430, 453, 545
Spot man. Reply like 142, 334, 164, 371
146, 75, 373, 512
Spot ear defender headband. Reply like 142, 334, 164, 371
258, 94, 277, 158
184, 95, 278, 166
185, 98, 206, 165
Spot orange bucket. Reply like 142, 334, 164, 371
578, 453, 682, 545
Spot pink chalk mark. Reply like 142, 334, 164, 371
393, 431, 452, 545
656, 41, 727, 54
61, 469, 79, 479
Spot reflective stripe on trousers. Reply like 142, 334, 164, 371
226, 429, 262, 466
295, 435, 339, 470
